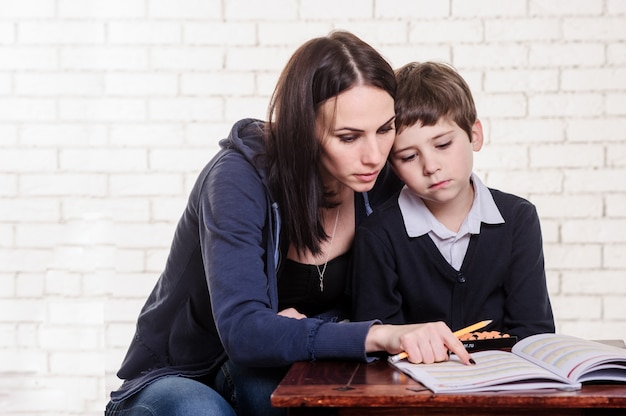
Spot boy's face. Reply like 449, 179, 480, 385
390, 117, 483, 214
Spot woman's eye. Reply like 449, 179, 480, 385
339, 134, 359, 143
378, 125, 395, 134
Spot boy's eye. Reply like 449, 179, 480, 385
436, 140, 452, 149
401, 154, 417, 162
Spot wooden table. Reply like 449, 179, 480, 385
271, 359, 626, 415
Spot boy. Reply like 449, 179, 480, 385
351, 62, 554, 339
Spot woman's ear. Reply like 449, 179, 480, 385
471, 119, 484, 152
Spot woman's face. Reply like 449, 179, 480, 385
316, 85, 396, 194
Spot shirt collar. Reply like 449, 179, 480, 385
398, 172, 505, 238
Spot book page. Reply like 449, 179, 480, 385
391, 350, 579, 393
512, 334, 626, 383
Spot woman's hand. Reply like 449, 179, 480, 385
365, 321, 474, 365
278, 307, 307, 320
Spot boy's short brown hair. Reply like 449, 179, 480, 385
395, 62, 476, 140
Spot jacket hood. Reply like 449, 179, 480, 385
219, 118, 267, 181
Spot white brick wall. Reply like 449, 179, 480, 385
1, 0, 625, 414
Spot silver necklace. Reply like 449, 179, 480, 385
316, 208, 340, 292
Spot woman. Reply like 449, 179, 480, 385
105, 31, 472, 416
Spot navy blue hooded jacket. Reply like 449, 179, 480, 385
110, 119, 402, 401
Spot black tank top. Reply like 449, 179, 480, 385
277, 252, 350, 318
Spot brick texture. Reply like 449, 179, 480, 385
1, 1, 625, 414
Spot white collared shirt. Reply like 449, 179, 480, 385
398, 173, 505, 270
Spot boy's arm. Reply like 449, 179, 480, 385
503, 201, 555, 338
350, 224, 406, 324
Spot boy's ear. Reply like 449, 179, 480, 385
471, 119, 484, 152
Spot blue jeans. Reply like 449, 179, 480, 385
214, 361, 289, 416
104, 375, 236, 416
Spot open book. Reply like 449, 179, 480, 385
390, 333, 626, 393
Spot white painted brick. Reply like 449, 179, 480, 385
17, 222, 112, 247
112, 223, 177, 248
0, 149, 56, 172
149, 0, 222, 19
604, 244, 626, 269
300, 0, 372, 19
149, 97, 223, 122
258, 23, 332, 46
604, 297, 626, 320
0, 98, 56, 121
0, 299, 46, 322
486, 170, 563, 195
150, 148, 214, 172
559, 321, 626, 341
453, 0, 526, 17
551, 295, 603, 320
0, 324, 16, 347
226, 0, 297, 19
59, 0, 145, 18
48, 301, 103, 325
185, 22, 257, 45
0, 350, 47, 373
83, 271, 108, 297
110, 124, 185, 147
16, 323, 39, 347
41, 327, 103, 350
50, 351, 105, 375
49, 246, 116, 272
113, 250, 147, 273
562, 68, 626, 91
181, 72, 255, 96
331, 22, 409, 46
0, 125, 18, 145
146, 248, 170, 271
376, 45, 452, 70
539, 219, 559, 244
62, 198, 150, 222
606, 194, 626, 217
608, 0, 626, 13
59, 98, 146, 121
607, 93, 626, 115
607, 144, 626, 167
543, 243, 602, 269
0, 47, 58, 70
0, 273, 15, 296
608, 43, 626, 65
0, 23, 15, 44
21, 124, 107, 146
475, 93, 527, 117
109, 174, 183, 197
563, 17, 626, 40
108, 22, 181, 45
489, 119, 565, 143
474, 144, 527, 170
106, 273, 157, 297
45, 270, 82, 296
18, 22, 105, 44
225, 96, 268, 122
0, 224, 14, 247
562, 220, 626, 244
0, 199, 59, 222
20, 174, 107, 197
561, 270, 626, 294
529, 0, 604, 16
409, 20, 483, 44
0, 72, 12, 94
529, 43, 605, 67
60, 149, 148, 172
106, 73, 178, 96
529, 93, 603, 117
375, 0, 449, 18
567, 118, 626, 142
454, 45, 527, 69
532, 195, 603, 219
104, 299, 145, 322
16, 72, 103, 97
530, 144, 604, 168
227, 46, 292, 71
564, 169, 626, 193
186, 122, 231, 147
1, 0, 55, 18
106, 323, 138, 348
151, 197, 186, 221
0, 249, 54, 273
485, 70, 559, 93
0, 174, 18, 197
15, 274, 45, 297
486, 19, 560, 41
61, 46, 148, 70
